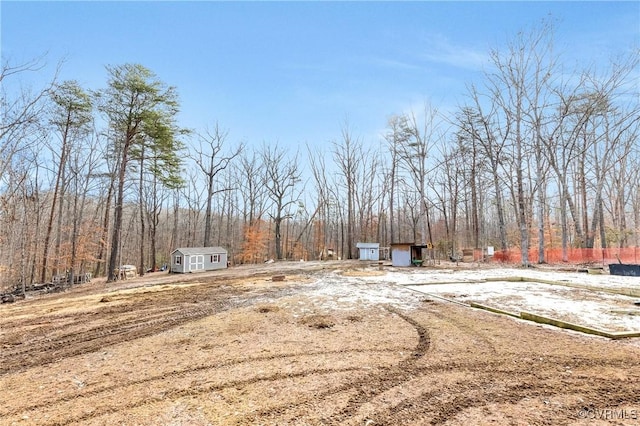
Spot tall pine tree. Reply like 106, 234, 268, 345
97, 64, 183, 281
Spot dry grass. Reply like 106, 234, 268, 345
1, 261, 640, 425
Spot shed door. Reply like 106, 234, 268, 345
190, 255, 204, 271
392, 249, 411, 266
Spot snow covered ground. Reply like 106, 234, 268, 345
311, 266, 640, 334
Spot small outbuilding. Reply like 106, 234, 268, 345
170, 247, 228, 273
356, 242, 380, 261
391, 243, 429, 267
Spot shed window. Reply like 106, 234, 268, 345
175, 255, 182, 265
211, 254, 220, 263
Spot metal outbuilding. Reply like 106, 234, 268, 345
356, 242, 380, 261
170, 247, 228, 273
391, 243, 429, 267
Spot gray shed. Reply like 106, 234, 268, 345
170, 247, 228, 273
391, 243, 412, 267
356, 242, 380, 261
391, 243, 429, 267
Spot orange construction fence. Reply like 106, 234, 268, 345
483, 247, 640, 265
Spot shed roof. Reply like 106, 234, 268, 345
172, 247, 227, 255
356, 242, 380, 249
390, 243, 413, 248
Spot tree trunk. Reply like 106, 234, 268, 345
94, 179, 113, 278
40, 112, 71, 283
108, 142, 129, 282
138, 145, 146, 277
274, 216, 283, 260
204, 173, 214, 246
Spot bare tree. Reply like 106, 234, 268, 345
0, 58, 54, 290
65, 129, 102, 286
237, 150, 268, 226
329, 123, 382, 258
191, 122, 243, 247
396, 104, 443, 248
454, 106, 487, 250
434, 141, 465, 257
0, 57, 55, 181
353, 147, 381, 244
307, 144, 332, 259
519, 25, 557, 263
484, 20, 557, 265
261, 143, 302, 260
92, 129, 118, 278
179, 168, 206, 247
332, 123, 362, 259
384, 115, 413, 245
542, 49, 640, 256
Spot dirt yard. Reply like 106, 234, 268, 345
1, 261, 639, 425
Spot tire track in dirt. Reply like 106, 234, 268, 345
312, 303, 543, 425
1, 306, 183, 356
364, 316, 640, 425
0, 269, 307, 376
388, 306, 430, 364
7, 264, 640, 425
0, 285, 296, 376
0, 302, 229, 375
316, 306, 431, 425
45, 367, 367, 426
14, 304, 427, 426
1, 348, 400, 417
372, 379, 549, 425
351, 304, 539, 425
238, 305, 432, 425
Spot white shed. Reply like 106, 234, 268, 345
356, 242, 380, 261
170, 247, 228, 273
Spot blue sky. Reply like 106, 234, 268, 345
2, 1, 639, 152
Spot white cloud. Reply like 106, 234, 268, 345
419, 33, 491, 71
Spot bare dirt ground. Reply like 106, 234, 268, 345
1, 261, 639, 425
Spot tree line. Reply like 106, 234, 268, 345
1, 23, 638, 292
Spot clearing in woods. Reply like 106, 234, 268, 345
1, 260, 639, 425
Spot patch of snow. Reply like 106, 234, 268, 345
286, 268, 640, 332
407, 281, 640, 332
303, 267, 640, 333
306, 271, 423, 311
363, 267, 640, 292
